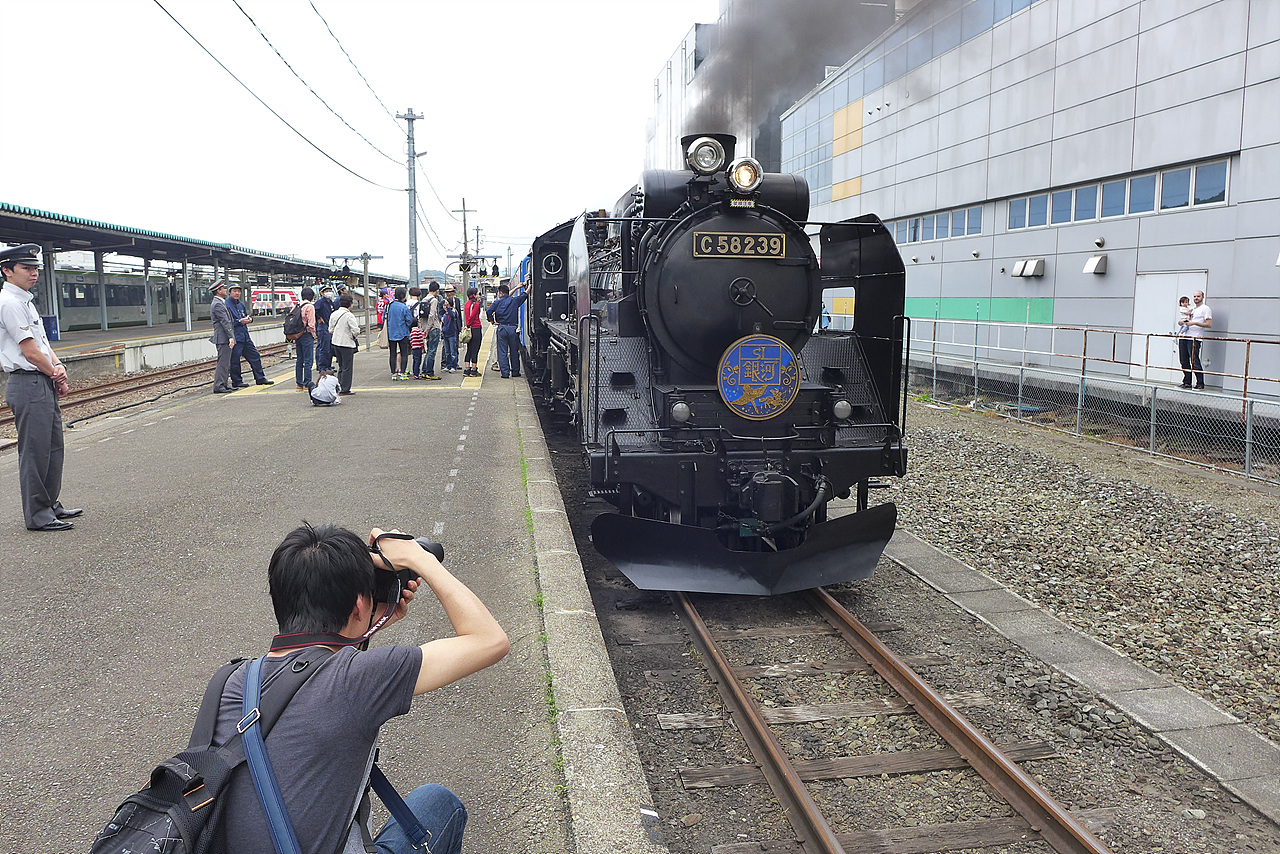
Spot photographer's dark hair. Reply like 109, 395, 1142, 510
339, 293, 354, 308
301, 286, 316, 301
394, 286, 407, 301
268, 523, 375, 634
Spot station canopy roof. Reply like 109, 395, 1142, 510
0, 201, 406, 285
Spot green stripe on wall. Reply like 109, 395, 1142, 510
904, 297, 1054, 324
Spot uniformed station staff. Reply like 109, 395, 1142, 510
0, 243, 82, 531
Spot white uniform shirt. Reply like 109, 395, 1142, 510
0, 285, 53, 373
1188, 303, 1212, 339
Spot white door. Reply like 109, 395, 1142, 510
1131, 271, 1206, 383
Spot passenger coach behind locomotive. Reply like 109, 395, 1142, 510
524, 133, 908, 596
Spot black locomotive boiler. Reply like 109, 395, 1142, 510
521, 133, 908, 595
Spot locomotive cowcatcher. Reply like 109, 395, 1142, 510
522, 134, 908, 595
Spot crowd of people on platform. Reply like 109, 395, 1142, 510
208, 276, 514, 405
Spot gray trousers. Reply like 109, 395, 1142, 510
213, 342, 233, 391
6, 372, 65, 528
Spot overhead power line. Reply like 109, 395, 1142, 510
230, 0, 401, 166
151, 0, 402, 192
417, 160, 462, 223
308, 0, 402, 133
415, 194, 457, 258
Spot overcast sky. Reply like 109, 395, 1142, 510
1, 0, 719, 278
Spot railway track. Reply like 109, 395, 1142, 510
667, 589, 1115, 854
0, 343, 288, 431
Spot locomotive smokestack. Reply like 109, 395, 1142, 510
684, 0, 893, 168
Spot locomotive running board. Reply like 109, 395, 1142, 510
590, 503, 897, 596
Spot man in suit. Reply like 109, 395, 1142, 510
209, 281, 236, 394
0, 243, 82, 531
227, 284, 274, 388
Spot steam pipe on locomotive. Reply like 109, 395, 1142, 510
521, 133, 908, 596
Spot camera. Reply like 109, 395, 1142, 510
371, 536, 445, 603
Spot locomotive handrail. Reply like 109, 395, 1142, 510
602, 422, 906, 453
899, 314, 911, 432
577, 314, 601, 444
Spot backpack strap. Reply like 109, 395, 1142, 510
241, 657, 304, 854
188, 658, 246, 750
369, 764, 432, 850
186, 647, 333, 751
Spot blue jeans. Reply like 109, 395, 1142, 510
443, 335, 459, 370
412, 347, 424, 377
423, 328, 441, 376
375, 784, 465, 854
295, 333, 314, 387
495, 325, 520, 376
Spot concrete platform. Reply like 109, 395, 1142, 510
0, 334, 664, 853
886, 530, 1280, 824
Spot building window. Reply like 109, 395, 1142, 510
1027, 194, 1048, 227
1008, 197, 1027, 229
1051, 190, 1072, 224
895, 220, 908, 244
1101, 180, 1126, 218
1074, 185, 1097, 221
967, 206, 982, 234
1161, 167, 1191, 209
935, 211, 949, 238
1194, 160, 1228, 205
1128, 174, 1156, 214
922, 215, 935, 241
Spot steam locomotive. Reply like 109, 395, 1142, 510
520, 134, 908, 595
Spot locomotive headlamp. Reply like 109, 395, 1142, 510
728, 157, 764, 193
671, 402, 693, 423
833, 399, 853, 420
687, 137, 726, 175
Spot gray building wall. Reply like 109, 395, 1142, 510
784, 0, 1280, 391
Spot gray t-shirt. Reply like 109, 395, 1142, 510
212, 645, 422, 853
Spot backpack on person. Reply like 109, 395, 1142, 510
418, 295, 437, 323
282, 304, 305, 341
88, 648, 331, 854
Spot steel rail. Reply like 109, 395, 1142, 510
809, 587, 1114, 854
673, 592, 846, 854
0, 344, 289, 428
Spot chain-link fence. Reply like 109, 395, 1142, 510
900, 318, 1280, 484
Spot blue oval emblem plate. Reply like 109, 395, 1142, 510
717, 335, 800, 420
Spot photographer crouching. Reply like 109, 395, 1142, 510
213, 523, 508, 853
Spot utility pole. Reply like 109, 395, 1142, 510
397, 108, 422, 288
329, 253, 383, 350
452, 198, 476, 284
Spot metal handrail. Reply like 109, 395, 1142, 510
892, 315, 1280, 399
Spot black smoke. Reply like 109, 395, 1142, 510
684, 0, 895, 170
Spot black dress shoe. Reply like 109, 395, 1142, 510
55, 508, 83, 519
213, 388, 234, 394
256, 379, 275, 385
29, 520, 74, 531
232, 383, 250, 388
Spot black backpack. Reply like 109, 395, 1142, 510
89, 648, 331, 854
282, 304, 305, 340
